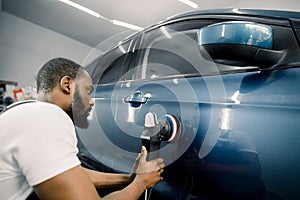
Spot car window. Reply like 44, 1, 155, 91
131, 20, 258, 81
98, 53, 126, 84
90, 40, 133, 85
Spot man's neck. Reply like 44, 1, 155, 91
37, 91, 52, 104
37, 88, 72, 111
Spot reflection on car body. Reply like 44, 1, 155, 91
78, 9, 300, 200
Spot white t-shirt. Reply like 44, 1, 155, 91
0, 101, 80, 200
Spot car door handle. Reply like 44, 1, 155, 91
124, 91, 149, 107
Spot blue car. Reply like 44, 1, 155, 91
77, 9, 300, 200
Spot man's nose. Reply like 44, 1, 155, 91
89, 97, 95, 107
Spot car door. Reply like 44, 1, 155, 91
120, 20, 265, 199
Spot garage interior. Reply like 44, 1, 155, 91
0, 0, 300, 110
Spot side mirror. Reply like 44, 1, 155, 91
198, 21, 285, 69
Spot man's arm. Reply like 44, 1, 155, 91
100, 170, 160, 200
33, 146, 164, 200
34, 165, 100, 200
95, 146, 164, 199
84, 168, 134, 188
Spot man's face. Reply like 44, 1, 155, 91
69, 73, 94, 129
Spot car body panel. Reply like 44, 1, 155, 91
78, 9, 300, 200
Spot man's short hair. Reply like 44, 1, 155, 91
36, 57, 85, 93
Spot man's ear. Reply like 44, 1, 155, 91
60, 76, 73, 94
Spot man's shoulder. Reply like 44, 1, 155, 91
1, 100, 74, 129
9, 100, 61, 111
3, 100, 67, 120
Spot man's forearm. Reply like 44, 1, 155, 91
101, 176, 147, 200
84, 168, 134, 188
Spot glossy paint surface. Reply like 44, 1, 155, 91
78, 9, 300, 199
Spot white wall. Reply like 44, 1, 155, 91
0, 10, 96, 95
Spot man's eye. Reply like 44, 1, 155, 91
88, 90, 93, 95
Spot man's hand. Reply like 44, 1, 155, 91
133, 146, 165, 189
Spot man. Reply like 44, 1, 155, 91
0, 57, 164, 200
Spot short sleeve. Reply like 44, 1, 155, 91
13, 102, 81, 186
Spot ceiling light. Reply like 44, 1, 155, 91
58, 0, 142, 30
111, 20, 142, 31
58, 0, 101, 18
178, 0, 198, 8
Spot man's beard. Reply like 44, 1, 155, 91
67, 89, 90, 129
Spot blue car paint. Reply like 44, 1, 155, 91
77, 9, 300, 200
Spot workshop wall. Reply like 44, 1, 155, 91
0, 10, 95, 96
